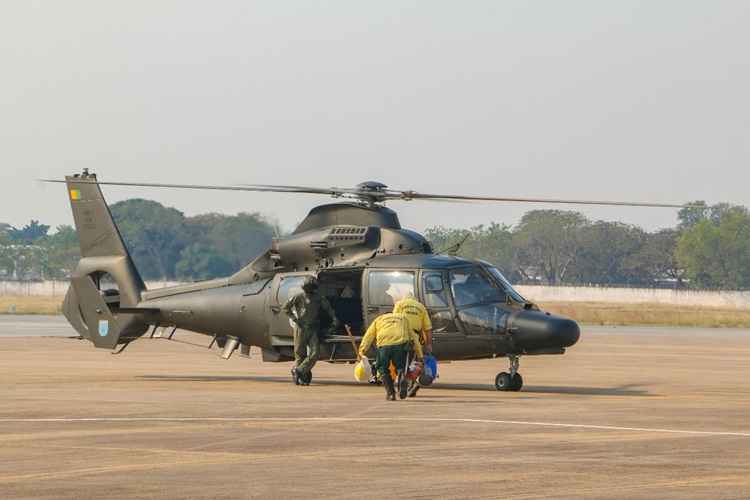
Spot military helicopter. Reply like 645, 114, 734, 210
44, 170, 692, 391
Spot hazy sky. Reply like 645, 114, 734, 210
2, 1, 748, 234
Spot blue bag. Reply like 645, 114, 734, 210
419, 354, 438, 386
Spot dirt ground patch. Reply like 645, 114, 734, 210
2, 295, 750, 327
0, 296, 62, 315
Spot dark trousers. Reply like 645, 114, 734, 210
294, 326, 320, 375
376, 343, 408, 378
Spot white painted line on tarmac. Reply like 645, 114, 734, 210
1, 416, 749, 438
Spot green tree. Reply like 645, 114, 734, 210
8, 220, 50, 244
676, 205, 750, 289
111, 199, 187, 280
0, 235, 14, 278
175, 243, 234, 280
572, 221, 647, 285
44, 225, 81, 279
185, 212, 276, 271
677, 201, 709, 230
0, 245, 47, 280
424, 226, 471, 256
513, 210, 588, 285
425, 223, 515, 276
626, 229, 684, 287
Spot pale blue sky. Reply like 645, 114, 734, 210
2, 1, 748, 233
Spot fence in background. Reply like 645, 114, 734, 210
0, 280, 182, 297
2, 280, 749, 310
515, 285, 750, 310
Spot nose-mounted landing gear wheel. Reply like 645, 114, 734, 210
494, 355, 523, 392
299, 371, 312, 385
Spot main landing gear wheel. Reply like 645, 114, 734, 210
299, 371, 312, 385
510, 373, 523, 391
494, 355, 523, 392
495, 372, 512, 391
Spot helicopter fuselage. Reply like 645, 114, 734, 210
74, 253, 579, 364
59, 173, 579, 391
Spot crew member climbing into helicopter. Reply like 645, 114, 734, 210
358, 312, 423, 400
394, 292, 433, 353
283, 276, 340, 386
393, 292, 433, 397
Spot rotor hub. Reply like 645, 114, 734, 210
354, 181, 389, 205
356, 181, 388, 192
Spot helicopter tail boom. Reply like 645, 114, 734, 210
61, 171, 149, 348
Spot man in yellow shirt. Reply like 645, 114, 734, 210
393, 293, 433, 397
359, 312, 423, 401
393, 293, 433, 353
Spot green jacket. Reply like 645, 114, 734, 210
283, 291, 338, 331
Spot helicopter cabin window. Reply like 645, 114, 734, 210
368, 271, 415, 306
449, 268, 506, 307
277, 276, 308, 305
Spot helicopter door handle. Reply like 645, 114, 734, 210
270, 305, 281, 314
367, 306, 379, 313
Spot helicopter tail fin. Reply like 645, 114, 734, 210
61, 171, 150, 349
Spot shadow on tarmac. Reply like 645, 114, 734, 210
139, 374, 652, 397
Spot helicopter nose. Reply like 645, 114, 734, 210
510, 310, 581, 351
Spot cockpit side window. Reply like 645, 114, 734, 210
449, 267, 506, 307
420, 270, 456, 334
422, 271, 449, 308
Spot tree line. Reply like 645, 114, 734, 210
425, 202, 750, 290
1, 199, 748, 289
0, 199, 278, 282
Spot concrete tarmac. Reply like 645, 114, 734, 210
1, 317, 750, 499
0, 315, 76, 337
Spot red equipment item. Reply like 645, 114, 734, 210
406, 360, 423, 381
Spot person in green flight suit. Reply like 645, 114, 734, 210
283, 276, 340, 386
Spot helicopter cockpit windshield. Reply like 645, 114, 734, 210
450, 268, 506, 307
448, 266, 524, 336
484, 266, 527, 304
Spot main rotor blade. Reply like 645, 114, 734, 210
236, 183, 363, 196
40, 178, 388, 200
391, 191, 699, 209
40, 178, 703, 209
39, 179, 343, 196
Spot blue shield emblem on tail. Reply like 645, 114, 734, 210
98, 320, 109, 337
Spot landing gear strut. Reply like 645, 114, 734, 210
494, 355, 523, 392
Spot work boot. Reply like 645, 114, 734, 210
397, 370, 408, 400
291, 367, 300, 385
408, 382, 420, 398
383, 373, 396, 401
